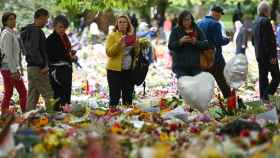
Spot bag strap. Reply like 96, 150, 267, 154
143, 81, 146, 96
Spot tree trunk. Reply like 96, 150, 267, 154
155, 0, 169, 27
85, 10, 114, 34
271, 0, 279, 21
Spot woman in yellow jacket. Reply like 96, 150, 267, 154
105, 15, 137, 112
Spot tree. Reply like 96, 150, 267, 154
0, 0, 60, 28
271, 0, 279, 21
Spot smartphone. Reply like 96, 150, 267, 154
125, 35, 136, 46
186, 31, 196, 38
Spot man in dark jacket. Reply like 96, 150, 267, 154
197, 5, 232, 99
252, 1, 280, 102
21, 8, 54, 111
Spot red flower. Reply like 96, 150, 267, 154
112, 123, 121, 128
240, 130, 250, 137
250, 140, 257, 146
159, 99, 167, 110
190, 126, 200, 134
169, 124, 178, 131
227, 90, 236, 110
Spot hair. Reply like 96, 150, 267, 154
257, 1, 270, 16
2, 12, 16, 27
53, 15, 69, 28
177, 10, 195, 29
113, 15, 134, 34
34, 8, 49, 19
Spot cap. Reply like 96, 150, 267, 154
211, 5, 224, 15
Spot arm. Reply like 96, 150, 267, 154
261, 19, 277, 59
105, 33, 123, 57
168, 29, 181, 51
40, 32, 48, 68
3, 33, 18, 73
212, 23, 230, 46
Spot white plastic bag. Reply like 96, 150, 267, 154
177, 72, 215, 112
224, 54, 248, 89
162, 106, 188, 122
256, 107, 278, 124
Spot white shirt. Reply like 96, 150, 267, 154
122, 47, 133, 70
0, 27, 21, 73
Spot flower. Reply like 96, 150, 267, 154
240, 130, 251, 137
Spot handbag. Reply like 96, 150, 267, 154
200, 48, 215, 70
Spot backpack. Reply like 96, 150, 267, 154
131, 38, 152, 95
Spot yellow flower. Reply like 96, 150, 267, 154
63, 114, 73, 123
111, 123, 123, 134
33, 144, 46, 153
251, 153, 265, 158
200, 147, 222, 158
272, 135, 280, 144
154, 143, 171, 158
159, 132, 169, 141
44, 133, 59, 149
94, 109, 107, 116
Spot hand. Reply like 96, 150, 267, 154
120, 36, 126, 48
11, 71, 20, 80
70, 54, 78, 61
179, 36, 189, 45
70, 50, 76, 55
271, 58, 278, 65
190, 37, 197, 45
40, 67, 49, 75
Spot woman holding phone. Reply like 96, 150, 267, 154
105, 15, 137, 114
168, 10, 210, 78
46, 15, 77, 111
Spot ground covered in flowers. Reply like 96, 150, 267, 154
0, 42, 280, 158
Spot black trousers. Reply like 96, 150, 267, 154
49, 65, 72, 108
107, 69, 134, 106
207, 59, 231, 98
258, 60, 280, 100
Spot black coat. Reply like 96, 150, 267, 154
252, 15, 277, 62
168, 25, 210, 77
46, 31, 72, 64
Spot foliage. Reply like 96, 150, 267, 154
0, 0, 61, 28
0, 0, 263, 29
57, 0, 150, 17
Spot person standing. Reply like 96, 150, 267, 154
130, 13, 138, 33
232, 2, 243, 29
47, 15, 77, 111
197, 5, 232, 100
168, 10, 210, 78
252, 1, 280, 102
235, 16, 253, 54
163, 16, 172, 42
0, 12, 27, 114
20, 8, 54, 111
105, 15, 137, 113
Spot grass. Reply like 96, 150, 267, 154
222, 14, 234, 31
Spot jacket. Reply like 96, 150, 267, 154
168, 25, 210, 77
0, 27, 21, 73
197, 16, 230, 63
252, 15, 277, 62
21, 24, 48, 68
105, 31, 138, 71
46, 31, 72, 65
